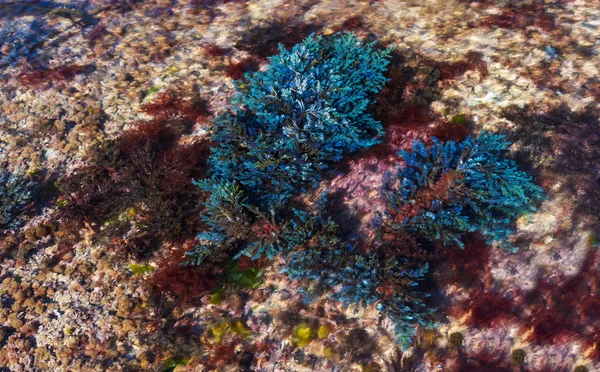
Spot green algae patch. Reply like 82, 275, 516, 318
222, 260, 263, 289
129, 264, 155, 275
163, 357, 190, 371
209, 287, 225, 305
227, 266, 262, 288
210, 321, 230, 343
56, 199, 69, 207
209, 259, 263, 303
450, 114, 467, 125
146, 85, 161, 96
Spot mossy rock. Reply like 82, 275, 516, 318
448, 332, 464, 348
511, 348, 526, 364
360, 362, 382, 372
588, 234, 598, 247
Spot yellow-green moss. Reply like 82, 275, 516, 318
291, 322, 317, 348
229, 319, 252, 339
210, 321, 229, 343
323, 345, 337, 359
317, 324, 331, 339
210, 318, 253, 342
128, 264, 155, 275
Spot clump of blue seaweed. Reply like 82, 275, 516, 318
377, 132, 544, 251
193, 32, 391, 261
0, 169, 32, 231
200, 32, 391, 211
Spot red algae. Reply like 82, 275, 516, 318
157, 141, 212, 191
147, 241, 220, 307
202, 43, 230, 57
55, 108, 211, 259
373, 52, 478, 156
335, 16, 363, 32
479, 5, 555, 32
434, 234, 600, 358
117, 119, 181, 153
224, 58, 260, 80
523, 248, 600, 347
420, 51, 488, 81
458, 348, 511, 372
432, 235, 520, 328
142, 90, 211, 124
372, 64, 437, 155
203, 341, 242, 368
18, 64, 93, 86
438, 234, 492, 289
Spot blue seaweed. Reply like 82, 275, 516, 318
204, 32, 391, 212
379, 132, 544, 251
192, 32, 391, 263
